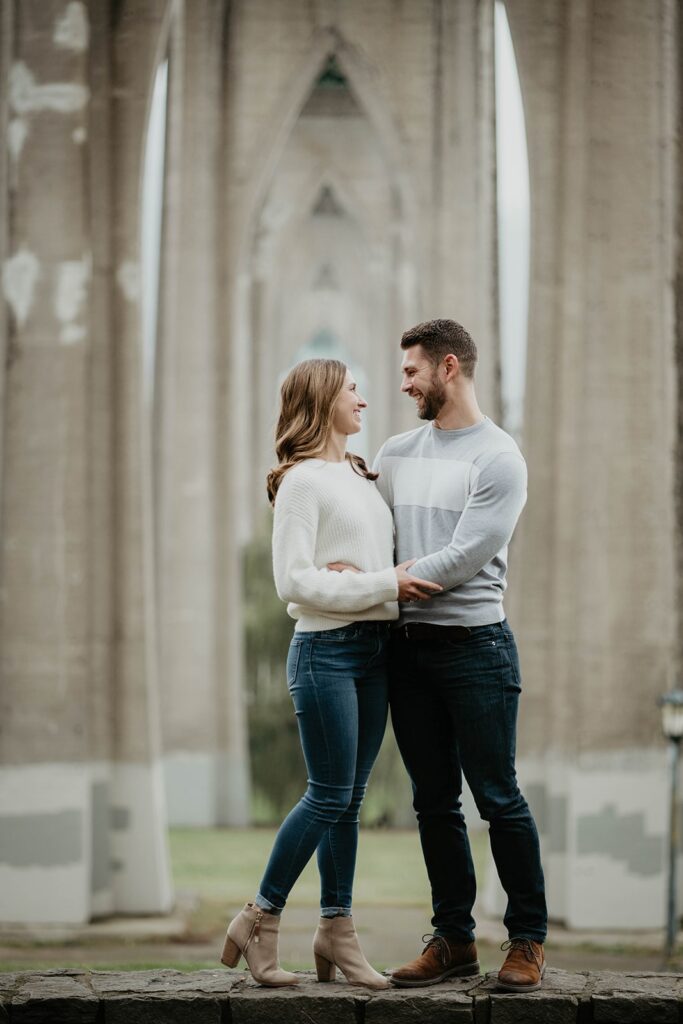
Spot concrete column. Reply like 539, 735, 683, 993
0, 0, 103, 925
0, 0, 128, 922
0, 0, 175, 924
0, 0, 10, 502
108, 0, 173, 912
676, 0, 683, 677
486, 0, 679, 928
429, 0, 499, 418
156, 0, 250, 826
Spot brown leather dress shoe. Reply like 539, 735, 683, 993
390, 934, 480, 987
497, 938, 545, 992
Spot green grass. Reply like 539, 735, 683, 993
2, 829, 677, 975
0, 961, 221, 974
170, 825, 488, 938
0, 827, 490, 973
170, 826, 488, 906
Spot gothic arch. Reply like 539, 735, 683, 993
235, 26, 419, 274
253, 163, 389, 276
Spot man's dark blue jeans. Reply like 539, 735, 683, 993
389, 619, 547, 944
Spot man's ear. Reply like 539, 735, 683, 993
443, 354, 460, 379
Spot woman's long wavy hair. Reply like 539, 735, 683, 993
266, 358, 378, 505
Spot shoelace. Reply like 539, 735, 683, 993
501, 938, 539, 963
421, 933, 451, 968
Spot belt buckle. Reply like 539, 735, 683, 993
452, 625, 471, 642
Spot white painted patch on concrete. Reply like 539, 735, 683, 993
0, 863, 89, 924
54, 254, 91, 344
10, 62, 89, 116
117, 261, 140, 303
482, 750, 672, 929
54, 2, 89, 52
60, 324, 86, 345
0, 762, 118, 925
72, 126, 86, 145
8, 118, 29, 162
0, 763, 90, 923
163, 752, 217, 827
55, 255, 91, 322
110, 762, 173, 914
2, 249, 40, 328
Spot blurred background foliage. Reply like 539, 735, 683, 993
242, 513, 414, 826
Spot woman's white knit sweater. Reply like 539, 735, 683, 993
272, 458, 399, 632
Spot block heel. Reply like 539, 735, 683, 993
221, 934, 241, 968
312, 916, 389, 989
315, 952, 337, 982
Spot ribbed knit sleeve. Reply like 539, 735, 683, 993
272, 470, 398, 613
408, 452, 527, 588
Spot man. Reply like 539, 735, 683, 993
373, 319, 547, 992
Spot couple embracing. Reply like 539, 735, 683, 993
221, 319, 547, 992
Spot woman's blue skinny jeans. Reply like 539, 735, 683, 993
255, 621, 389, 918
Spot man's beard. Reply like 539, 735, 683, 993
416, 374, 447, 420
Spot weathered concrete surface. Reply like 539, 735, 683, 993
156, 0, 250, 829
3, 968, 683, 1023
487, 0, 681, 931
0, 0, 173, 924
590, 971, 683, 1023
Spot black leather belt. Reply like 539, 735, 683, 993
397, 622, 502, 642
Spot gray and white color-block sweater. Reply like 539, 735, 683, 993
373, 417, 527, 627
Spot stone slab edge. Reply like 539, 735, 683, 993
1, 969, 683, 1022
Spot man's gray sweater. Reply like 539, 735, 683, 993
373, 416, 527, 627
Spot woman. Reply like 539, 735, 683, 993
220, 359, 441, 988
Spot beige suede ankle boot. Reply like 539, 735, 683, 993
221, 903, 299, 986
313, 915, 389, 989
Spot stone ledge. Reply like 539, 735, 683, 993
1, 967, 683, 1023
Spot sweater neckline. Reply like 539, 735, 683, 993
429, 416, 489, 439
306, 457, 354, 468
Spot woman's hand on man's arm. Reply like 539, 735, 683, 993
327, 559, 443, 602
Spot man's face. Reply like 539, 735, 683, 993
400, 345, 447, 421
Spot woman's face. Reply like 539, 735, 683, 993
331, 370, 367, 436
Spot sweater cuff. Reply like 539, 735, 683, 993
372, 566, 399, 602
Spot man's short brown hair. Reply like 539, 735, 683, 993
400, 319, 477, 378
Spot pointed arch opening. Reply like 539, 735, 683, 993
495, 1, 530, 440
236, 33, 420, 531
141, 56, 168, 408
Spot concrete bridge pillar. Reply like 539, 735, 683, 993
0, 0, 173, 923
155, 0, 251, 827
493, 0, 680, 928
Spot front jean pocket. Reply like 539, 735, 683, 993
311, 625, 359, 642
446, 628, 502, 652
502, 635, 522, 691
